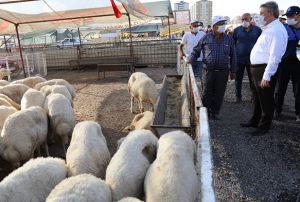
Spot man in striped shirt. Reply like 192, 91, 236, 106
186, 16, 237, 120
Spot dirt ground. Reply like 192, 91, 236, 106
0, 66, 177, 181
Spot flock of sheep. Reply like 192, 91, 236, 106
0, 72, 199, 202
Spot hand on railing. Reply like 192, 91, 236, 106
180, 53, 185, 60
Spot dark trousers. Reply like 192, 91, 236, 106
274, 60, 300, 115
235, 62, 252, 98
250, 66, 278, 130
202, 68, 229, 114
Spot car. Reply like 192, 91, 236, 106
53, 38, 87, 48
0, 59, 19, 71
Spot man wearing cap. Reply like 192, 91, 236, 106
206, 25, 213, 34
279, 16, 287, 24
240, 1, 288, 136
186, 16, 237, 120
274, 6, 300, 122
180, 19, 205, 79
232, 13, 262, 103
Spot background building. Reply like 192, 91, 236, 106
174, 1, 189, 10
190, 0, 213, 27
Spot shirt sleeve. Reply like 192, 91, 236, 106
181, 34, 187, 45
229, 37, 238, 73
188, 37, 202, 62
263, 29, 288, 81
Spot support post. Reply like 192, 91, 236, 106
15, 24, 26, 78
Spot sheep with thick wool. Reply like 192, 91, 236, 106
34, 79, 76, 99
43, 93, 76, 155
0, 93, 21, 110
0, 106, 17, 132
127, 72, 158, 113
0, 69, 11, 80
106, 129, 158, 202
118, 197, 144, 202
0, 80, 9, 86
11, 76, 47, 88
144, 131, 198, 202
46, 173, 112, 202
21, 88, 45, 110
0, 157, 67, 202
66, 121, 111, 179
40, 84, 73, 107
123, 111, 156, 136
0, 83, 29, 104
0, 106, 49, 169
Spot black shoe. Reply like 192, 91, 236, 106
212, 113, 220, 120
250, 128, 268, 136
273, 112, 281, 120
240, 121, 256, 127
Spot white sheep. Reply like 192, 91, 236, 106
11, 76, 47, 88
0, 157, 67, 202
123, 111, 156, 136
66, 121, 111, 179
21, 88, 45, 110
34, 79, 76, 99
0, 106, 17, 132
46, 173, 112, 202
0, 93, 21, 110
0, 83, 30, 104
43, 93, 76, 155
0, 80, 10, 86
144, 131, 198, 202
118, 197, 144, 202
127, 72, 158, 113
40, 84, 73, 107
0, 69, 11, 80
0, 106, 49, 169
106, 129, 158, 202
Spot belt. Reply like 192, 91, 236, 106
203, 67, 227, 72
250, 64, 267, 68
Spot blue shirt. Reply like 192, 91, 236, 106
188, 32, 238, 73
282, 24, 300, 60
232, 25, 262, 64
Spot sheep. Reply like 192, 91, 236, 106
0, 83, 30, 104
11, 76, 47, 88
118, 197, 144, 202
0, 106, 17, 132
0, 93, 21, 110
0, 157, 67, 202
46, 173, 112, 202
144, 130, 198, 202
66, 121, 111, 179
127, 72, 158, 113
21, 88, 45, 110
106, 129, 158, 202
0, 69, 11, 80
34, 79, 76, 99
0, 106, 49, 169
0, 80, 9, 86
40, 84, 73, 107
43, 93, 76, 156
123, 111, 156, 136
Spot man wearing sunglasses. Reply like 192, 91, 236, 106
180, 19, 205, 79
186, 16, 237, 120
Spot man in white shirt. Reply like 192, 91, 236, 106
179, 19, 206, 79
240, 1, 288, 136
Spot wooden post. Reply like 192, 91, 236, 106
15, 24, 26, 78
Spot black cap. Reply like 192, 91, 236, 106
282, 6, 300, 16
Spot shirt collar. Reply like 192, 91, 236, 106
264, 19, 280, 29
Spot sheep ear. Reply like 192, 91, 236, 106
142, 144, 156, 164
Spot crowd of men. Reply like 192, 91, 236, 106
180, 1, 300, 136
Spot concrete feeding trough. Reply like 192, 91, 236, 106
150, 75, 190, 137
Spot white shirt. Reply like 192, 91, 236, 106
250, 19, 287, 81
181, 31, 205, 61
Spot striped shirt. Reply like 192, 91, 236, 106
188, 32, 237, 73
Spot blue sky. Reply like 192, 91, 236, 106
140, 0, 299, 19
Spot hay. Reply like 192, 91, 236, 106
164, 77, 181, 125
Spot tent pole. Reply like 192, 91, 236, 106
3, 36, 8, 52
15, 24, 26, 78
125, 12, 134, 70
78, 27, 82, 48
168, 16, 171, 42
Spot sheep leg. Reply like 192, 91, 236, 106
61, 140, 66, 158
139, 100, 144, 113
151, 104, 154, 112
44, 141, 50, 157
131, 96, 134, 113
36, 146, 41, 157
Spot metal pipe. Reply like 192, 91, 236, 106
123, 5, 134, 69
15, 24, 26, 78
78, 27, 82, 48
168, 16, 171, 42
3, 35, 8, 52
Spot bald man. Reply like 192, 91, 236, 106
232, 13, 262, 103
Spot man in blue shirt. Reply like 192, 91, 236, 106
186, 16, 237, 120
232, 13, 262, 103
274, 6, 300, 121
